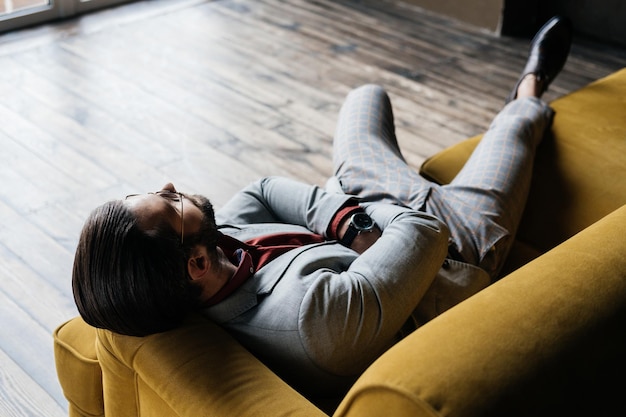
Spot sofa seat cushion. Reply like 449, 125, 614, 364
420, 68, 626, 253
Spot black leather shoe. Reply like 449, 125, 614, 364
506, 16, 573, 103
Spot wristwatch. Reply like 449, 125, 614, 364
340, 212, 375, 247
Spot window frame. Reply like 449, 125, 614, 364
0, 0, 134, 33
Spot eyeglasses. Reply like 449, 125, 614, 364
125, 191, 184, 245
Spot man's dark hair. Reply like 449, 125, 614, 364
72, 199, 211, 336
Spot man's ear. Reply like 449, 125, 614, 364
187, 245, 211, 282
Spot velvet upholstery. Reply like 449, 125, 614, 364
53, 315, 103, 417
98, 315, 324, 416
54, 69, 626, 416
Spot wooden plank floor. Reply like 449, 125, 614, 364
0, 0, 624, 414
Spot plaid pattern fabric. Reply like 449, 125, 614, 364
333, 84, 554, 279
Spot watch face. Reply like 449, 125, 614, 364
352, 212, 374, 230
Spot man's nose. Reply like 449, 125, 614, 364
161, 183, 177, 193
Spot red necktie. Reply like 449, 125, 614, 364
246, 232, 325, 270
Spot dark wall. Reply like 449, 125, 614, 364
403, 0, 626, 47
501, 0, 626, 46
552, 0, 625, 46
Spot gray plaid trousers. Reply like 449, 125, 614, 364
333, 85, 554, 279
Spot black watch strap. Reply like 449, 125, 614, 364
340, 225, 360, 247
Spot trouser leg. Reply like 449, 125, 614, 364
333, 84, 433, 209
424, 97, 554, 278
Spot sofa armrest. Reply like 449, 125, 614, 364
335, 205, 626, 417
54, 317, 104, 417
97, 314, 326, 417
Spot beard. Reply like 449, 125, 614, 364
180, 192, 219, 253
181, 192, 213, 216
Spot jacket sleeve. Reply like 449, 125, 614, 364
215, 176, 356, 237
299, 202, 450, 376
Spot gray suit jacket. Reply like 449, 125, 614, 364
203, 177, 489, 396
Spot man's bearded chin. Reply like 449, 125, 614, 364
183, 192, 213, 217
181, 192, 218, 249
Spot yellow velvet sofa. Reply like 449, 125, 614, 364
54, 68, 626, 417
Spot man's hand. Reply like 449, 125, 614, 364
350, 227, 382, 254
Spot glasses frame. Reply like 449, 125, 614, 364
125, 191, 184, 245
